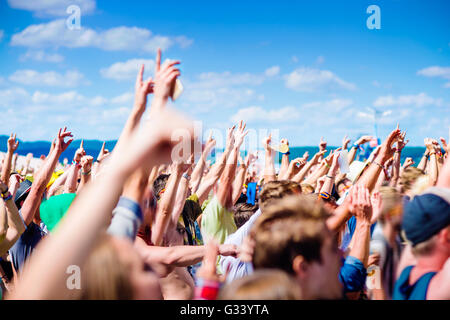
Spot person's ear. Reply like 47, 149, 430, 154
292, 255, 308, 278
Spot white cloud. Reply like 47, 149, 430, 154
445, 82, 450, 88
110, 92, 134, 105
100, 59, 155, 80
19, 50, 64, 63
231, 106, 300, 124
302, 98, 353, 111
9, 69, 85, 87
0, 87, 129, 140
417, 66, 450, 79
292, 56, 299, 63
194, 71, 265, 89
373, 93, 443, 108
284, 67, 356, 92
7, 0, 96, 17
10, 19, 192, 53
264, 66, 280, 77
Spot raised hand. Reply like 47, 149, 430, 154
396, 131, 409, 151
134, 64, 154, 111
54, 127, 73, 154
263, 133, 272, 152
378, 127, 401, 163
204, 131, 216, 154
348, 184, 373, 222
7, 133, 19, 152
97, 141, 110, 163
439, 137, 449, 154
319, 137, 327, 151
234, 120, 249, 148
312, 150, 327, 164
342, 135, 351, 150
402, 157, 415, 169
355, 135, 373, 146
219, 126, 233, 151
302, 151, 310, 161
74, 140, 86, 163
80, 155, 93, 171
153, 48, 181, 102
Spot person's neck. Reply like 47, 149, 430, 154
411, 251, 448, 283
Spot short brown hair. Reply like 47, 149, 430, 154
252, 195, 329, 275
259, 180, 302, 211
218, 269, 302, 300
399, 167, 424, 193
233, 202, 259, 228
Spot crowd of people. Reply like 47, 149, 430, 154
0, 49, 449, 300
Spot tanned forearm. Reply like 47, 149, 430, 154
21, 148, 61, 226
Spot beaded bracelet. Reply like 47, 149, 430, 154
1, 191, 12, 201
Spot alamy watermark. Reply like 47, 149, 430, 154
66, 5, 81, 30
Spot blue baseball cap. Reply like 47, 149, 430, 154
403, 187, 450, 246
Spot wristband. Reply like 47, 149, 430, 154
373, 161, 384, 170
81, 170, 91, 176
429, 152, 436, 156
1, 188, 9, 196
325, 175, 335, 179
352, 143, 360, 149
1, 192, 12, 201
319, 192, 331, 200
182, 173, 191, 180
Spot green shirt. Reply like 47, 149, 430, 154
200, 196, 236, 244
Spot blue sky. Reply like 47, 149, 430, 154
0, 0, 449, 146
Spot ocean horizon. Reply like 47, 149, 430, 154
0, 135, 427, 165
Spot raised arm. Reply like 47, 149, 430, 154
9, 108, 193, 300
357, 127, 401, 192
77, 155, 93, 193
277, 138, 290, 179
151, 165, 183, 247
218, 121, 247, 209
263, 134, 276, 183
424, 138, 438, 186
319, 151, 340, 197
347, 135, 372, 165
20, 128, 73, 226
0, 180, 26, 256
1, 134, 19, 186
190, 132, 216, 194
291, 150, 325, 183
64, 141, 85, 194
196, 126, 236, 205
347, 185, 373, 268
389, 131, 408, 188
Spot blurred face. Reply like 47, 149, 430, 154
113, 238, 162, 300
298, 228, 343, 299
337, 179, 352, 197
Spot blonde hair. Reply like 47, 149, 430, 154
410, 175, 431, 198
378, 186, 402, 222
81, 234, 134, 300
218, 269, 302, 300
